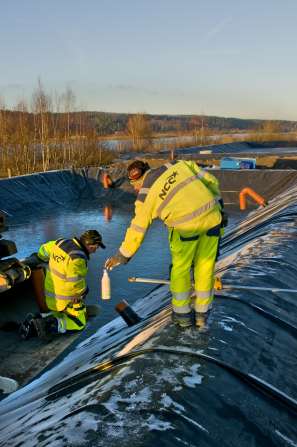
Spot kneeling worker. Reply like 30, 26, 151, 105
105, 160, 224, 329
23, 230, 105, 341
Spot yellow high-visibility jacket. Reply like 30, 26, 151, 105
120, 160, 222, 259
38, 238, 89, 311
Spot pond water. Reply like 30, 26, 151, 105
104, 135, 197, 151
6, 201, 245, 329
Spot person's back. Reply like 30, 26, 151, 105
39, 237, 89, 312
105, 159, 225, 329
136, 160, 221, 233
119, 160, 222, 259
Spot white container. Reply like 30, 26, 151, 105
101, 269, 111, 300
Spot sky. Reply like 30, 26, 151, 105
1, 0, 297, 120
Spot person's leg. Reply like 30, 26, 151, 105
169, 229, 198, 327
193, 232, 219, 323
62, 301, 87, 331
45, 297, 87, 332
32, 299, 87, 341
32, 315, 59, 341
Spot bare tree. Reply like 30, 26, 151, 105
190, 116, 202, 145
13, 99, 36, 174
0, 96, 9, 176
0, 83, 115, 177
32, 79, 52, 171
262, 120, 281, 134
62, 87, 75, 136
127, 113, 152, 151
61, 86, 76, 162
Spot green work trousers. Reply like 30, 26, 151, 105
169, 226, 220, 314
47, 299, 87, 332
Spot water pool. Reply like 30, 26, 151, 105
6, 201, 245, 329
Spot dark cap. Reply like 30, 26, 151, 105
127, 160, 150, 181
80, 230, 106, 249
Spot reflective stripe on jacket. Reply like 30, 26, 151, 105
38, 238, 89, 311
120, 160, 222, 258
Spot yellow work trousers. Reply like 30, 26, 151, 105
169, 226, 220, 314
46, 298, 87, 332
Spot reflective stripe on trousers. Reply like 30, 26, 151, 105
171, 291, 191, 314
169, 227, 219, 314
194, 289, 214, 313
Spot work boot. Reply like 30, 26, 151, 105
172, 311, 194, 328
195, 312, 209, 332
19, 313, 40, 340
32, 316, 59, 342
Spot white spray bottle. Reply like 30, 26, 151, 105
101, 268, 111, 300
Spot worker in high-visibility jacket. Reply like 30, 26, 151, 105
105, 160, 226, 328
29, 230, 105, 341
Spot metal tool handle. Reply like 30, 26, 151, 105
128, 277, 170, 285
128, 277, 297, 294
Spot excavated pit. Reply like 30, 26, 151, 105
0, 164, 297, 446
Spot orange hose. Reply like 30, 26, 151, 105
239, 187, 267, 210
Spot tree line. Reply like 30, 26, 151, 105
0, 81, 116, 177
1, 80, 296, 177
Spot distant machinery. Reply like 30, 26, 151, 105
0, 211, 31, 293
220, 157, 256, 170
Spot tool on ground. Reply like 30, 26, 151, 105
129, 276, 223, 290
128, 276, 297, 294
129, 277, 170, 285
115, 300, 142, 326
101, 268, 111, 300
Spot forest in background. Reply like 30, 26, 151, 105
1, 80, 297, 177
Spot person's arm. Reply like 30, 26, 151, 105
37, 240, 56, 262
105, 199, 153, 270
119, 199, 152, 258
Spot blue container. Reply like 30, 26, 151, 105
220, 157, 256, 170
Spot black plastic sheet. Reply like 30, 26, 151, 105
1, 174, 297, 446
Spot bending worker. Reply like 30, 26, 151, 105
105, 160, 225, 329
21, 230, 105, 341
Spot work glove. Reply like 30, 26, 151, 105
105, 252, 130, 271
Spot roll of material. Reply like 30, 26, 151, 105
115, 300, 142, 327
